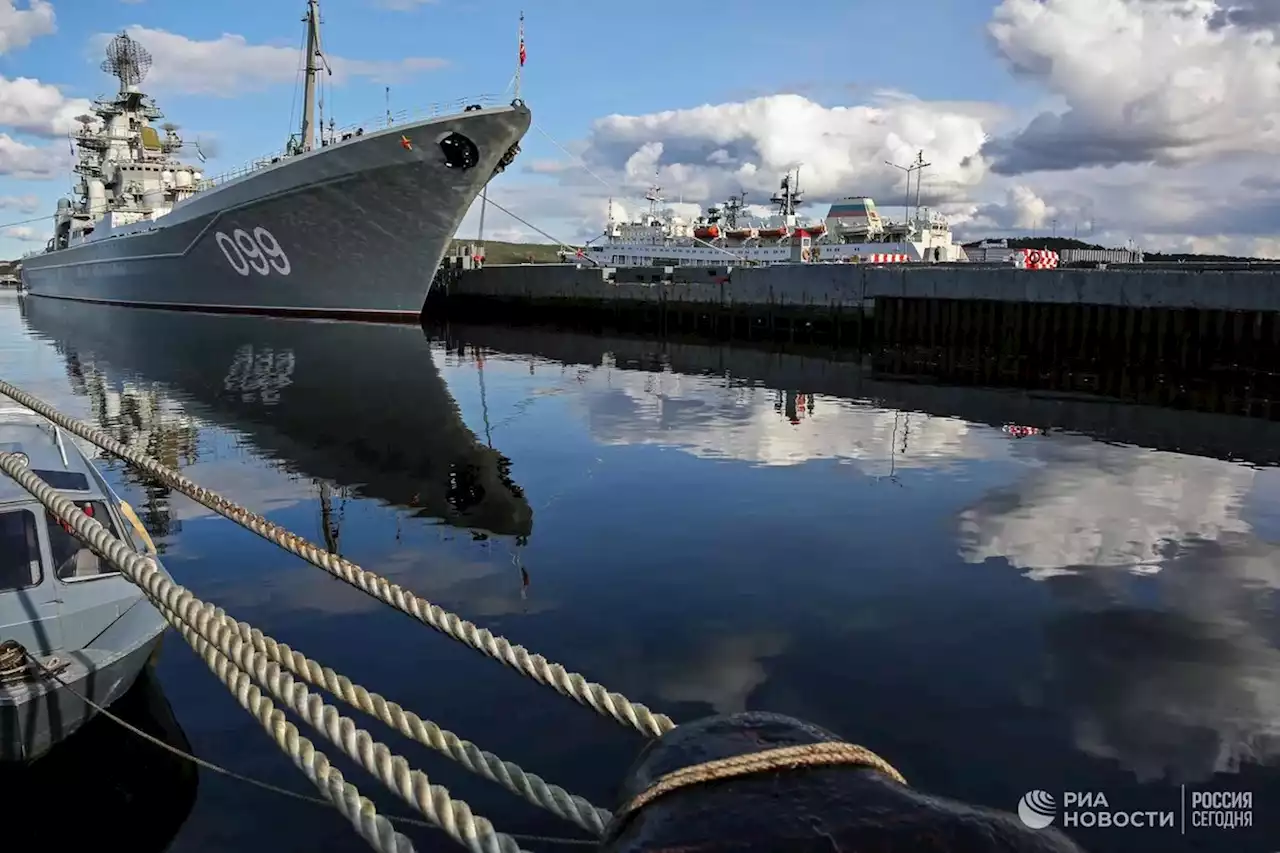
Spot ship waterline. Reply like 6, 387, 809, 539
23, 104, 531, 320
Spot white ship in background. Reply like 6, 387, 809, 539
577, 168, 968, 268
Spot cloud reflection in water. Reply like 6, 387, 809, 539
957, 435, 1280, 783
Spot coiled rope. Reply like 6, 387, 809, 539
0, 379, 674, 739
0, 454, 518, 853
0, 638, 68, 685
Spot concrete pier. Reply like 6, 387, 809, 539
427, 263, 1280, 377
433, 262, 1280, 313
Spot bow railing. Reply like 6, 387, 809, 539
194, 94, 508, 191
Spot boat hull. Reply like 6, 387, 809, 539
21, 104, 531, 321
1, 663, 198, 851
0, 610, 167, 762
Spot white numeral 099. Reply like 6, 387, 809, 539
215, 226, 291, 277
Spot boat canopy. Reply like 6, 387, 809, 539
0, 418, 151, 656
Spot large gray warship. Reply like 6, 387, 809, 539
21, 1, 530, 320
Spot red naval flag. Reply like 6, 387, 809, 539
518, 13, 526, 66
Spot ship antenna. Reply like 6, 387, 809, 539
300, 1, 323, 152
101, 32, 152, 95
913, 149, 931, 220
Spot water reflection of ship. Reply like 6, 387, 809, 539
64, 352, 200, 544
0, 664, 198, 850
772, 389, 912, 483
774, 390, 815, 425
317, 478, 346, 556
22, 300, 533, 538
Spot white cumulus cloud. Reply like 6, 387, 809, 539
3, 225, 43, 242
0, 194, 38, 213
0, 0, 54, 55
88, 26, 448, 96
462, 1, 1280, 259
984, 0, 1280, 173
0, 133, 66, 179
0, 76, 93, 137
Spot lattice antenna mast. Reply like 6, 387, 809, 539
101, 32, 153, 94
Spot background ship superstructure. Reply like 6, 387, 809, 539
22, 2, 530, 320
579, 168, 967, 267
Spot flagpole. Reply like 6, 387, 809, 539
515, 11, 524, 100
476, 187, 488, 267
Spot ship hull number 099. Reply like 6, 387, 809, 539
214, 227, 292, 276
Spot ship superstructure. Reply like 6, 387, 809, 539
579, 166, 967, 267
23, 2, 532, 320
51, 34, 204, 250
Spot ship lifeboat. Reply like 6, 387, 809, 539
727, 228, 757, 240
757, 227, 789, 239
693, 225, 720, 240
805, 222, 827, 235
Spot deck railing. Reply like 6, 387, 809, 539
194, 93, 507, 191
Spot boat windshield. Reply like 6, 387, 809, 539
0, 507, 42, 592
45, 501, 122, 581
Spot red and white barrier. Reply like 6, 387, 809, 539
1011, 249, 1059, 270
1001, 424, 1044, 438
865, 253, 910, 263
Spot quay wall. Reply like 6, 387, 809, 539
433, 262, 1280, 312
427, 263, 1280, 384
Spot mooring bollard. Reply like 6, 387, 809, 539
601, 712, 1086, 852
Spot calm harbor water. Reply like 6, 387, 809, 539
3, 290, 1279, 852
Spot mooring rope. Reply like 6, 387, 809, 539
161, 604, 525, 853
17, 647, 597, 847
174, 603, 609, 835
0, 454, 520, 853
0, 379, 674, 739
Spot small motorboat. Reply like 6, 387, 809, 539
0, 407, 168, 762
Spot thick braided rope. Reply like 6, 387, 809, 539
616, 742, 909, 824
0, 455, 414, 853
161, 612, 417, 853
181, 604, 609, 835
0, 455, 520, 853
0, 379, 674, 739
162, 606, 524, 853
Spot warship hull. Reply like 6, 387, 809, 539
22, 104, 530, 321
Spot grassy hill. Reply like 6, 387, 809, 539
448, 239, 567, 265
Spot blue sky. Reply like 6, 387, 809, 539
5, 0, 1280, 258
